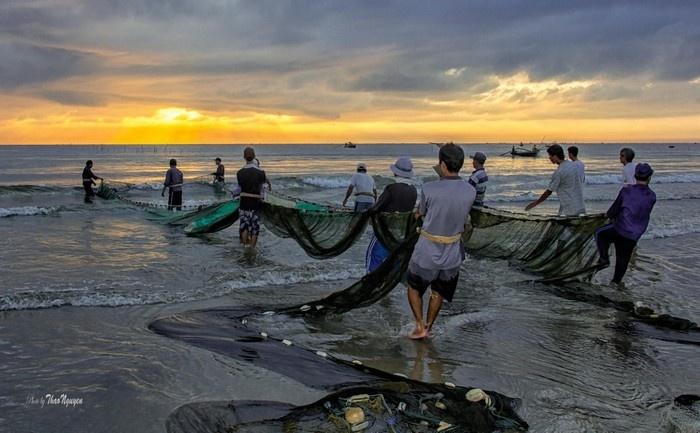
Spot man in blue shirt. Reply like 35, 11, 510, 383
595, 163, 656, 284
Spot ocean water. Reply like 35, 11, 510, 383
1, 143, 699, 432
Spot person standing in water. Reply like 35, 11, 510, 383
468, 152, 488, 206
568, 146, 585, 184
237, 147, 270, 248
595, 163, 656, 284
407, 144, 475, 339
525, 144, 585, 216
161, 158, 183, 211
82, 160, 103, 203
365, 157, 418, 273
211, 157, 225, 192
619, 147, 637, 186
342, 163, 377, 212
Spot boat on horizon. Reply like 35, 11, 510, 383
507, 143, 540, 157
343, 141, 356, 148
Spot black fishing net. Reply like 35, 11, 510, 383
150, 307, 529, 433
99, 181, 610, 281
467, 206, 608, 275
167, 384, 528, 433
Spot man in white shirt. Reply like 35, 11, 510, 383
342, 163, 377, 212
568, 146, 585, 184
620, 147, 637, 186
525, 144, 585, 216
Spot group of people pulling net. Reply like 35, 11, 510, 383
92, 144, 698, 432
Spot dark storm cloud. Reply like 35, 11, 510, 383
37, 90, 108, 106
2, 1, 699, 98
0, 42, 100, 88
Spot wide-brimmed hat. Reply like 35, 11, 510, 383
356, 162, 367, 172
390, 156, 414, 178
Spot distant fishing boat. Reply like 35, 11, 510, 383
669, 145, 676, 148
343, 141, 356, 148
506, 143, 540, 157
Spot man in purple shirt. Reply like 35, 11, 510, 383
595, 163, 656, 284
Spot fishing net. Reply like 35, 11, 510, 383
168, 384, 527, 433
150, 307, 528, 433
467, 206, 608, 275
278, 232, 418, 316
100, 180, 607, 278
666, 395, 700, 433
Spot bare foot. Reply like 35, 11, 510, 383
409, 327, 428, 340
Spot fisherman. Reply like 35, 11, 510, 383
237, 147, 270, 247
211, 157, 225, 192
342, 163, 377, 212
365, 157, 418, 273
468, 152, 488, 206
407, 144, 475, 339
161, 158, 183, 211
568, 146, 585, 184
620, 147, 637, 186
525, 144, 585, 216
595, 163, 656, 284
82, 160, 103, 203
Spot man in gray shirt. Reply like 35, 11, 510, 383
161, 158, 184, 211
525, 144, 585, 216
407, 144, 476, 339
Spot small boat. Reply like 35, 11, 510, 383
669, 145, 676, 148
508, 144, 540, 157
343, 141, 356, 148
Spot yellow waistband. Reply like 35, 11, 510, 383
417, 228, 462, 244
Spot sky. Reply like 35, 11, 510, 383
1, 1, 700, 144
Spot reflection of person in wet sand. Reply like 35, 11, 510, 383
406, 144, 475, 339
409, 340, 445, 383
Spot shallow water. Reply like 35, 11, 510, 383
1, 143, 699, 432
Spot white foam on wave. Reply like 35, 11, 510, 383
0, 206, 60, 218
644, 222, 700, 240
301, 177, 350, 189
586, 173, 700, 185
0, 262, 365, 311
223, 263, 364, 290
129, 182, 163, 191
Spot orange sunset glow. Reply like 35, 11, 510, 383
2, 2, 699, 144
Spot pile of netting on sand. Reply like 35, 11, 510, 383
150, 307, 529, 433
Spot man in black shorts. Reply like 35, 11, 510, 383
82, 160, 103, 203
407, 144, 476, 339
236, 147, 270, 247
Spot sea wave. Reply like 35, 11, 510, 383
644, 220, 700, 240
586, 173, 700, 185
301, 176, 350, 189
0, 184, 73, 196
0, 262, 365, 311
0, 206, 61, 218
